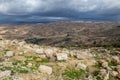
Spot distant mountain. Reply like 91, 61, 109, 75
0, 21, 120, 47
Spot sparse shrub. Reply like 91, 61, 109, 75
62, 69, 87, 80
108, 61, 117, 66
12, 60, 22, 65
0, 66, 12, 71
96, 76, 104, 80
3, 77, 13, 80
40, 58, 49, 63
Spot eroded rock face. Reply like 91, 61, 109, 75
38, 65, 52, 75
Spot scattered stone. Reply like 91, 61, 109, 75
99, 60, 109, 68
76, 50, 93, 60
38, 65, 52, 75
117, 74, 120, 78
35, 48, 44, 54
56, 53, 68, 61
104, 72, 109, 80
6, 51, 14, 57
112, 56, 120, 63
0, 70, 11, 78
39, 55, 47, 59
27, 63, 32, 67
111, 71, 118, 77
13, 77, 24, 80
18, 52, 24, 55
116, 65, 120, 73
76, 63, 87, 70
99, 69, 107, 76
45, 48, 54, 58
0, 39, 119, 80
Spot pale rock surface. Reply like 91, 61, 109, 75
104, 72, 109, 80
116, 65, 120, 73
112, 56, 120, 63
76, 50, 93, 60
38, 65, 52, 75
100, 60, 109, 68
0, 70, 11, 78
56, 53, 68, 61
35, 48, 44, 54
99, 69, 107, 76
76, 63, 87, 70
111, 71, 118, 77
6, 51, 14, 57
45, 48, 54, 58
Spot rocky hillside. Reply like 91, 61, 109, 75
0, 22, 120, 80
0, 22, 120, 47
0, 39, 120, 80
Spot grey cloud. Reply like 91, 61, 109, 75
0, 0, 120, 22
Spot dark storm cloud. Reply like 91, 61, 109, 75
0, 0, 120, 23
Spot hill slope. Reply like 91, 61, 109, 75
0, 22, 120, 47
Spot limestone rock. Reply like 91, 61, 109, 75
99, 60, 109, 68
104, 72, 109, 80
45, 48, 54, 58
76, 50, 93, 60
111, 71, 118, 77
56, 53, 68, 61
116, 65, 120, 73
112, 56, 120, 63
6, 51, 14, 57
99, 69, 107, 76
39, 55, 47, 59
13, 77, 24, 80
0, 70, 11, 78
117, 73, 120, 78
35, 48, 44, 54
38, 65, 52, 75
76, 63, 87, 70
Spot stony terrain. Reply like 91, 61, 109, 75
0, 22, 120, 80
0, 39, 120, 80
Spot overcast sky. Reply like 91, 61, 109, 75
0, 0, 120, 23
